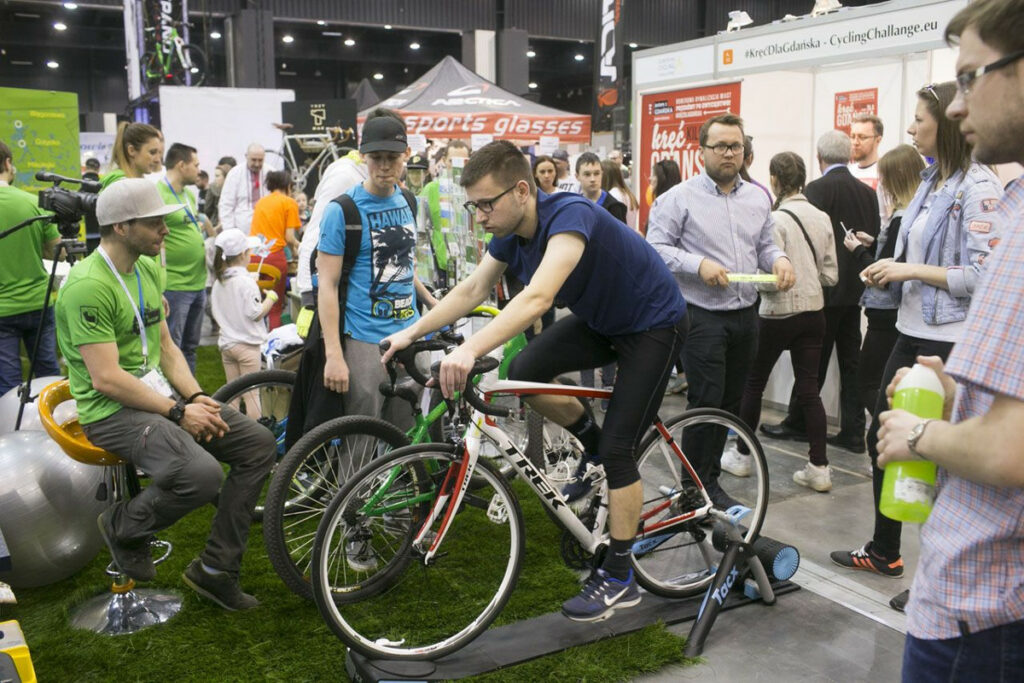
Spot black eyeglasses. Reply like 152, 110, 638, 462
955, 49, 1024, 96
464, 185, 517, 214
703, 143, 744, 156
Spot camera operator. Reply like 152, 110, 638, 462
0, 140, 61, 395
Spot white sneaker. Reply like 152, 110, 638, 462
345, 538, 378, 572
720, 446, 751, 477
793, 463, 832, 492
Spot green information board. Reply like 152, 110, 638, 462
0, 87, 80, 194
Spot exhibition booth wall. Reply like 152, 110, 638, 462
629, 0, 981, 418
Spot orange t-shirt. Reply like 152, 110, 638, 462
250, 191, 300, 254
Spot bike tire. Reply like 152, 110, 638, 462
632, 408, 768, 598
263, 415, 411, 601
171, 44, 207, 86
311, 443, 524, 661
211, 369, 296, 522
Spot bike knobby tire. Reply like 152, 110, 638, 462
262, 415, 410, 601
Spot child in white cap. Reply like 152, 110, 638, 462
210, 230, 277, 410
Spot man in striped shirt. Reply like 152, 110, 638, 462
647, 113, 795, 506
876, 1, 1024, 678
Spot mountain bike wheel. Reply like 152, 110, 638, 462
312, 444, 524, 661
171, 44, 207, 86
211, 369, 295, 522
632, 408, 768, 598
263, 415, 410, 600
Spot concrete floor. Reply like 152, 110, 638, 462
636, 395, 917, 682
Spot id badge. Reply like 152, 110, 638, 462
139, 368, 174, 398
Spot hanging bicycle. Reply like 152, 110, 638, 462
142, 21, 207, 88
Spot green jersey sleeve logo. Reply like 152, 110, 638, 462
80, 306, 100, 329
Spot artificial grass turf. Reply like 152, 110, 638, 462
6, 345, 692, 681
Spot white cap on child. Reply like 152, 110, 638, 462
215, 230, 262, 257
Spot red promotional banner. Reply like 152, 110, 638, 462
637, 82, 741, 231
834, 88, 878, 135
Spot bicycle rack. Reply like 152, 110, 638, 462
344, 508, 801, 682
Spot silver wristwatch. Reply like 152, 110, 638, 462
907, 419, 933, 460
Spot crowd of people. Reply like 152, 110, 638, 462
0, 0, 1020, 676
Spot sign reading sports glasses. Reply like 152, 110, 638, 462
717, 0, 966, 74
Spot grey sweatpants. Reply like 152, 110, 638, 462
83, 404, 275, 575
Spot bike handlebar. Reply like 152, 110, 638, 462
427, 357, 512, 418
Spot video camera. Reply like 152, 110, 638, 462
35, 171, 100, 239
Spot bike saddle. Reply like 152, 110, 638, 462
378, 378, 420, 406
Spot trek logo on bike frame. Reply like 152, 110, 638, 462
504, 446, 566, 510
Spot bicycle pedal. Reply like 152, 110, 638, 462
724, 504, 752, 527
486, 494, 508, 524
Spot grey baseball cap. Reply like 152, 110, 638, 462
96, 178, 182, 226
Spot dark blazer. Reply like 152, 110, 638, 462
598, 191, 628, 224
804, 166, 881, 307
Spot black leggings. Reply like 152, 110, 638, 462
868, 332, 954, 558
508, 313, 687, 489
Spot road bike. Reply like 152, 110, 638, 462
261, 314, 577, 601
267, 123, 355, 194
308, 341, 769, 660
142, 22, 206, 88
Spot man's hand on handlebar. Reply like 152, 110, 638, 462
380, 329, 417, 365
439, 346, 477, 400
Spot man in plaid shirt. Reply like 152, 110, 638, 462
876, 1, 1024, 679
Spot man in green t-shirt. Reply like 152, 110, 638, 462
0, 140, 62, 395
55, 178, 275, 610
157, 142, 209, 373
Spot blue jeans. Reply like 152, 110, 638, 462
164, 289, 207, 374
903, 620, 1024, 682
0, 308, 61, 396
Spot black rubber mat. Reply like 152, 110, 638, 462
346, 580, 800, 681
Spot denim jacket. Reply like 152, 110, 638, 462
891, 162, 1003, 325
860, 210, 903, 311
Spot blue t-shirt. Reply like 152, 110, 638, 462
488, 191, 686, 336
317, 184, 420, 343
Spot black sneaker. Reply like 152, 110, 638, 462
826, 433, 866, 454
182, 559, 260, 611
889, 589, 910, 613
96, 509, 156, 582
830, 542, 904, 577
703, 478, 741, 511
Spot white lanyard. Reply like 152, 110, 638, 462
96, 246, 149, 368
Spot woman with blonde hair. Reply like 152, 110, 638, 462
844, 143, 925, 417
100, 121, 164, 189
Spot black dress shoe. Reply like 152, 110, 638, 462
759, 422, 809, 442
827, 433, 867, 454
889, 589, 910, 613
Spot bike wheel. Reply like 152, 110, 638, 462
211, 369, 295, 522
632, 408, 768, 598
171, 44, 207, 86
263, 415, 410, 600
312, 444, 524, 660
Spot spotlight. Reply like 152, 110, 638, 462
528, 82, 538, 89
316, 20, 326, 26
384, 24, 392, 30
62, 2, 77, 8
210, 31, 222, 39
53, 21, 67, 31
344, 38, 355, 46
526, 49, 536, 58
373, 72, 384, 80
628, 42, 638, 48
574, 53, 584, 61
282, 35, 294, 44
727, 11, 754, 32
46, 60, 59, 68
410, 42, 420, 50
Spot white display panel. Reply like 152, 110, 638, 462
158, 85, 295, 176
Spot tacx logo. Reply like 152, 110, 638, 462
447, 84, 489, 97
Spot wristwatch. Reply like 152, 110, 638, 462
167, 398, 187, 425
906, 419, 933, 460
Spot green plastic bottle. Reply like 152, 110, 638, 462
879, 364, 945, 523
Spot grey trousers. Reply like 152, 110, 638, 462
83, 404, 275, 575
343, 336, 420, 431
